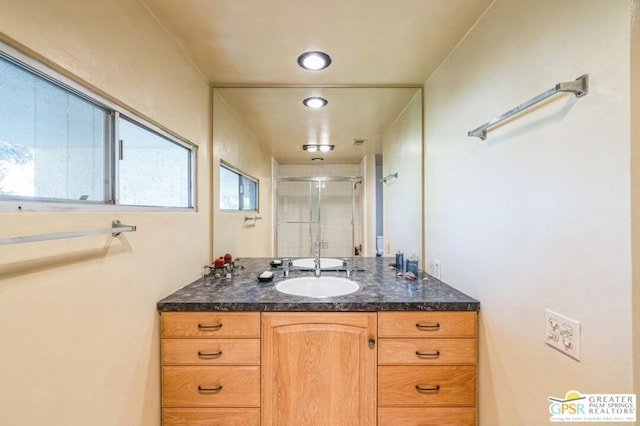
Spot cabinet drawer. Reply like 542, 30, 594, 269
162, 339, 260, 365
378, 366, 475, 407
378, 312, 476, 338
378, 338, 476, 365
162, 366, 260, 407
378, 407, 476, 425
162, 312, 260, 338
162, 408, 260, 426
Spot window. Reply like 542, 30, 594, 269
0, 56, 107, 202
118, 118, 192, 208
220, 163, 258, 211
0, 44, 195, 209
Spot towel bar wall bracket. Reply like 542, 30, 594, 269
380, 172, 399, 184
468, 74, 589, 140
111, 220, 136, 236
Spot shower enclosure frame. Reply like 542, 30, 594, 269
275, 176, 363, 258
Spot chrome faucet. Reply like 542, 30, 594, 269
343, 258, 353, 278
283, 258, 292, 277
314, 235, 321, 277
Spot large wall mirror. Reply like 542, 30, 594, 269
213, 87, 423, 262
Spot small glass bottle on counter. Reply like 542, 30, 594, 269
406, 252, 419, 277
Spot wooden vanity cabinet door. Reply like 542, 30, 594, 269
261, 312, 377, 426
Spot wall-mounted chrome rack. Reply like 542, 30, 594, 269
468, 74, 589, 140
0, 220, 136, 246
244, 215, 263, 222
380, 172, 398, 184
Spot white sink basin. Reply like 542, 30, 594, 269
291, 258, 343, 269
275, 276, 360, 298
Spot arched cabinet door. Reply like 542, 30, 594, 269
261, 312, 377, 426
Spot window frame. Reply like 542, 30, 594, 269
0, 40, 196, 212
219, 161, 259, 213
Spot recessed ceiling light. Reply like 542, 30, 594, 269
297, 51, 332, 71
303, 97, 328, 108
303, 144, 335, 152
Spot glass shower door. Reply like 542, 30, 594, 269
276, 180, 319, 257
318, 180, 354, 258
276, 178, 360, 258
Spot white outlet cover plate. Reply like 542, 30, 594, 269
433, 260, 441, 279
545, 309, 581, 361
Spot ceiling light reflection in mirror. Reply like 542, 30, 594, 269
213, 87, 420, 164
303, 97, 328, 108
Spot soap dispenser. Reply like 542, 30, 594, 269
395, 250, 404, 272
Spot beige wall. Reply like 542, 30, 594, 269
0, 1, 210, 425
424, 0, 632, 424
361, 153, 378, 257
382, 91, 423, 260
212, 90, 273, 258
631, 0, 640, 397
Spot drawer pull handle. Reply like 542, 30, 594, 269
198, 385, 223, 393
198, 350, 223, 358
415, 322, 440, 331
415, 350, 440, 359
198, 323, 223, 331
415, 384, 440, 393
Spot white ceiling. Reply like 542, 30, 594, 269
142, 0, 493, 162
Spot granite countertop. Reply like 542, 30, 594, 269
157, 257, 479, 312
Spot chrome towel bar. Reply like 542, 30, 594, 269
468, 74, 589, 140
0, 220, 136, 246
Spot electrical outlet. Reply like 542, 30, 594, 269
433, 260, 441, 279
545, 309, 581, 361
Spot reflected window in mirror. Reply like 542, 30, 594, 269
220, 162, 258, 211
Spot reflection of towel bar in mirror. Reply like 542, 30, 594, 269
244, 215, 263, 222
380, 172, 398, 184
0, 220, 136, 246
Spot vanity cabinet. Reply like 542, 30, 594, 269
161, 312, 261, 426
261, 312, 377, 426
377, 311, 477, 426
159, 311, 476, 425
